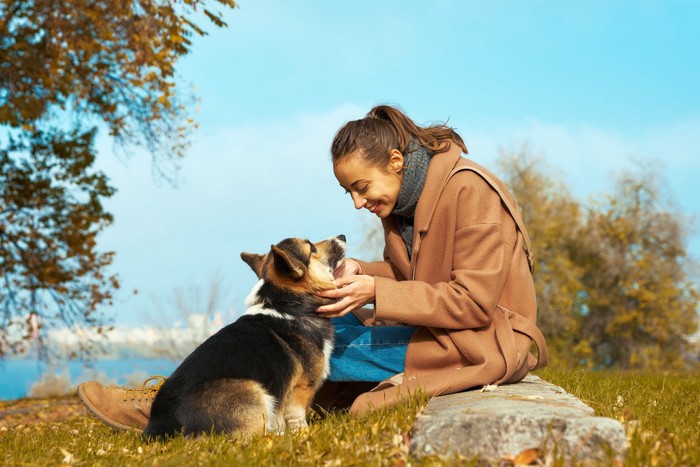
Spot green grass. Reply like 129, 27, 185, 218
537, 367, 700, 466
2, 392, 440, 466
2, 369, 699, 466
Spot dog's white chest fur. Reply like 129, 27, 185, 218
243, 280, 293, 320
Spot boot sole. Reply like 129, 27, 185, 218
77, 383, 145, 433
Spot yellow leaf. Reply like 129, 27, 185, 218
513, 448, 540, 465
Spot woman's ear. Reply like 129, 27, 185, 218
387, 149, 404, 174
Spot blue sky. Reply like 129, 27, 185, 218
95, 1, 700, 326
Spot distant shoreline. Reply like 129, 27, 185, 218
0, 357, 177, 401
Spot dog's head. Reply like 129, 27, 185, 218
241, 235, 346, 298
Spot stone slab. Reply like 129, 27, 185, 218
410, 375, 627, 464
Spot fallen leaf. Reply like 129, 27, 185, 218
513, 448, 540, 465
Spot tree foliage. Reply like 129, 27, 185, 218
498, 148, 699, 370
1, 128, 115, 356
577, 163, 699, 369
0, 0, 236, 357
1, 0, 236, 165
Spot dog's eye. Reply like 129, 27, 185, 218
308, 242, 317, 254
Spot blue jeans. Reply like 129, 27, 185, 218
328, 313, 416, 382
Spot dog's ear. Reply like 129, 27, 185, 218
270, 244, 305, 279
241, 252, 265, 278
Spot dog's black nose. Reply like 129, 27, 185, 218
336, 234, 346, 242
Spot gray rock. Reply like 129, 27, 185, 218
410, 375, 627, 464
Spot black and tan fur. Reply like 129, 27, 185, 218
144, 235, 346, 438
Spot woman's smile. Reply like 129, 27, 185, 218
366, 202, 381, 214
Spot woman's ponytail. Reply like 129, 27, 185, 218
331, 104, 467, 167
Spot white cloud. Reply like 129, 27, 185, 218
90, 108, 700, 326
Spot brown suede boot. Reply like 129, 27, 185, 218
77, 375, 165, 432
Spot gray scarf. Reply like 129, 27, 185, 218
392, 141, 432, 258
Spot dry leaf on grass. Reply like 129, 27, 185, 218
503, 448, 540, 466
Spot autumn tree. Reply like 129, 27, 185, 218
577, 162, 699, 370
498, 149, 698, 369
496, 147, 589, 366
0, 0, 236, 357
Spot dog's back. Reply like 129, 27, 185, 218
144, 236, 345, 438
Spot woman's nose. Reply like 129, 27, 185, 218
351, 193, 365, 210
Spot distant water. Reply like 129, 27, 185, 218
0, 358, 178, 400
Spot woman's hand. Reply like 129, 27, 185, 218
316, 274, 375, 318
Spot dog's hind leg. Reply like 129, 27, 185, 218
283, 376, 316, 431
178, 379, 276, 436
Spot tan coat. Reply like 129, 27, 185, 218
350, 143, 549, 415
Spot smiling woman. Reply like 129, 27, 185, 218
314, 104, 549, 415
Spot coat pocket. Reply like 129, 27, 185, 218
494, 305, 550, 384
500, 305, 549, 372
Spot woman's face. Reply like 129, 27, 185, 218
333, 150, 403, 218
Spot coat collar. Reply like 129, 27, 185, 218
413, 141, 464, 235
381, 141, 464, 279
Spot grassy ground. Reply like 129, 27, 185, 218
1, 369, 698, 466
537, 368, 700, 466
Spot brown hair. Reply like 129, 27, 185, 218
330, 104, 467, 167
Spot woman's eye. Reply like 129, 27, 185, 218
357, 185, 368, 194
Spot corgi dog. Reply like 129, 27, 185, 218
144, 235, 346, 438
